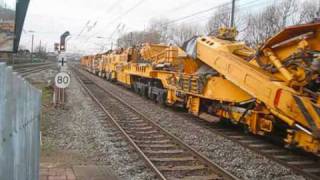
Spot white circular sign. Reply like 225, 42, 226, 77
55, 72, 71, 88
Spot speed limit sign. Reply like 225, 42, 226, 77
55, 72, 71, 88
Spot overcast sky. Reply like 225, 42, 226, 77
19, 0, 274, 54
1, 0, 16, 9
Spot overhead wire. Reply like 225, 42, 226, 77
105, 0, 148, 27
162, 1, 233, 26
171, 0, 277, 26
79, 0, 284, 53
81, 0, 148, 48
76, 20, 91, 38
71, 0, 127, 43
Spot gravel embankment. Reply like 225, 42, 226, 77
80, 68, 306, 180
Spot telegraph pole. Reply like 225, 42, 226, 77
230, 0, 236, 28
318, 0, 320, 17
31, 34, 34, 61
39, 40, 42, 53
130, 32, 133, 47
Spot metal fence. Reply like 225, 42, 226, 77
0, 62, 41, 180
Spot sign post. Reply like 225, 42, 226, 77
53, 72, 70, 108
54, 30, 71, 108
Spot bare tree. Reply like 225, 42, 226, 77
116, 18, 201, 48
276, 0, 299, 28
116, 0, 319, 49
169, 23, 201, 46
298, 0, 319, 23
242, 0, 300, 47
34, 45, 47, 58
148, 18, 172, 43
206, 5, 231, 34
117, 31, 161, 48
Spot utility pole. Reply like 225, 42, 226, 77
31, 34, 34, 62
318, 0, 320, 17
39, 40, 42, 53
230, 0, 236, 28
130, 32, 133, 47
111, 42, 113, 50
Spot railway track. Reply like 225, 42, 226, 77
73, 67, 237, 180
12, 62, 50, 69
205, 123, 320, 180
12, 63, 55, 77
167, 102, 320, 179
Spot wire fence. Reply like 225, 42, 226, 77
0, 62, 41, 180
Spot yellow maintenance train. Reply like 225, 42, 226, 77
80, 22, 320, 156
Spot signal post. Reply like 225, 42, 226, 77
53, 31, 70, 108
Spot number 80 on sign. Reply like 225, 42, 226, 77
55, 72, 71, 88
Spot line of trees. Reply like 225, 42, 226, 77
116, 0, 319, 48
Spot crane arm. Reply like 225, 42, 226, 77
184, 24, 320, 138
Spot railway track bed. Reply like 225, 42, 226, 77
206, 124, 320, 179
73, 67, 237, 180
12, 62, 55, 77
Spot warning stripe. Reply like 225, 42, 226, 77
293, 95, 320, 138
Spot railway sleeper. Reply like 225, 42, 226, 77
160, 166, 214, 179
150, 157, 195, 162
171, 174, 223, 180
130, 134, 167, 140
153, 160, 203, 169
158, 165, 206, 172
122, 122, 150, 127
134, 139, 171, 144
131, 130, 158, 134
138, 144, 177, 149
139, 145, 179, 151
144, 150, 190, 158
127, 126, 154, 131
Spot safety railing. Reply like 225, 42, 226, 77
0, 62, 41, 180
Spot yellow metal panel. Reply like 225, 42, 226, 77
203, 77, 252, 102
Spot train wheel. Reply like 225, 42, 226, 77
133, 83, 139, 94
243, 125, 250, 134
157, 92, 167, 106
140, 87, 145, 97
147, 87, 153, 99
